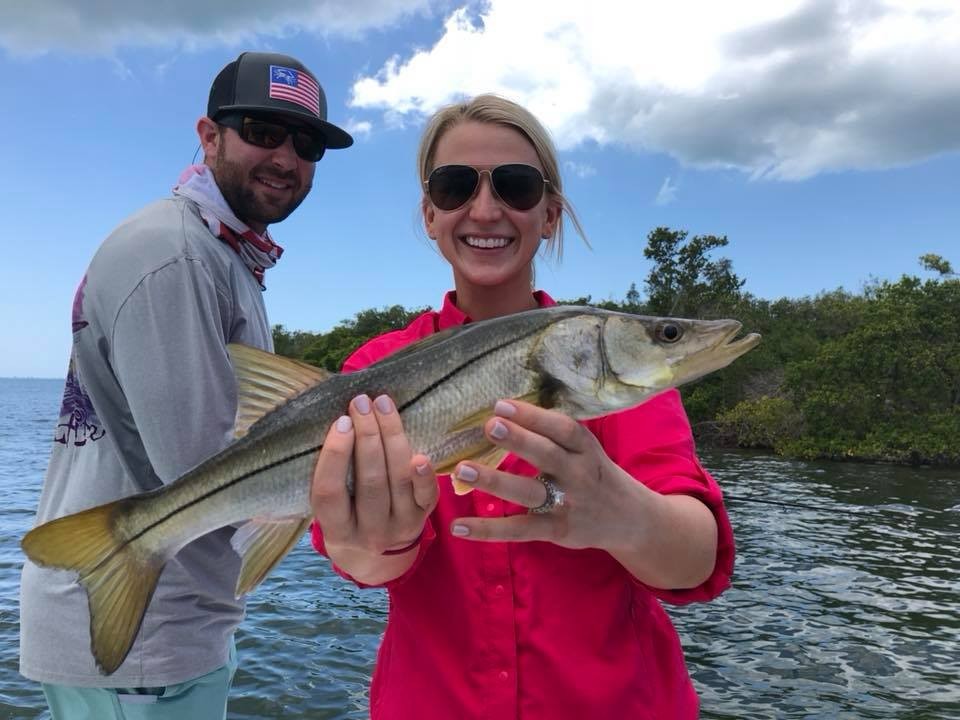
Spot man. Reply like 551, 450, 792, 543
19, 51, 352, 719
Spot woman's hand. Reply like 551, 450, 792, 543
449, 400, 718, 589
311, 394, 438, 585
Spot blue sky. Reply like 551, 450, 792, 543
2, 0, 957, 378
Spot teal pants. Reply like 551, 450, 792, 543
41, 640, 238, 720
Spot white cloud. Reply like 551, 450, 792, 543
0, 0, 436, 56
345, 119, 373, 139
563, 161, 596, 179
655, 177, 679, 206
350, 0, 960, 180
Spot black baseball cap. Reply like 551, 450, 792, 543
208, 51, 353, 149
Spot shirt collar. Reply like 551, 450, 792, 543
436, 290, 557, 330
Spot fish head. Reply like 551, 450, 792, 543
602, 313, 761, 390
534, 310, 761, 418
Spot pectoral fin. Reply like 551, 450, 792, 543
227, 344, 331, 438
441, 391, 540, 495
447, 390, 540, 434
446, 407, 494, 434
231, 516, 312, 596
446, 391, 542, 434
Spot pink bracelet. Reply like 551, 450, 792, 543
382, 529, 424, 556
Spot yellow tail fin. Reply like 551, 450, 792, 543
21, 502, 163, 675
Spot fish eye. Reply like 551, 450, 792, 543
656, 322, 683, 343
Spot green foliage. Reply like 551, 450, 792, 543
919, 253, 955, 277
272, 324, 321, 359
642, 227, 745, 318
717, 396, 802, 453
301, 325, 368, 372
783, 276, 960, 464
274, 305, 426, 372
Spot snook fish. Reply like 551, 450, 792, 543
21, 305, 760, 674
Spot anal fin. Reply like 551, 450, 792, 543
231, 516, 311, 596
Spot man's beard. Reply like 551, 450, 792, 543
214, 144, 311, 229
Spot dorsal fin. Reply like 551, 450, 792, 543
227, 344, 332, 438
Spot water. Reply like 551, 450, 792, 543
1, 378, 958, 719
675, 455, 960, 719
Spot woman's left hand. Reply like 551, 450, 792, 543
449, 399, 647, 553
448, 399, 719, 589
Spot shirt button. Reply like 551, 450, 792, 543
495, 584, 505, 596
486, 502, 496, 513
499, 670, 509, 681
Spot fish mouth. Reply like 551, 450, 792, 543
667, 321, 761, 382
717, 324, 762, 359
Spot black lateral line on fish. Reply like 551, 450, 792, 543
396, 324, 546, 415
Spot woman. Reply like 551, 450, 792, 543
309, 95, 734, 719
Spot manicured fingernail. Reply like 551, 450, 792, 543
495, 400, 516, 417
374, 395, 394, 414
415, 463, 430, 476
456, 465, 478, 483
336, 416, 352, 433
490, 420, 508, 440
354, 394, 371, 414
452, 524, 470, 537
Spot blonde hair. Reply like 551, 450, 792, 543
417, 94, 587, 260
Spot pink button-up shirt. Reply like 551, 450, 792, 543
311, 291, 735, 720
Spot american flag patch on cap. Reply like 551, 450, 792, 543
268, 65, 320, 116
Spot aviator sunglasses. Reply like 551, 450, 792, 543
216, 113, 327, 162
425, 164, 549, 212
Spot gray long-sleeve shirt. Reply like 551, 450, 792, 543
19, 196, 273, 686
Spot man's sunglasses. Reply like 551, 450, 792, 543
216, 114, 326, 162
424, 164, 549, 212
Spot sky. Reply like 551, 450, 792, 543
1, 0, 957, 378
